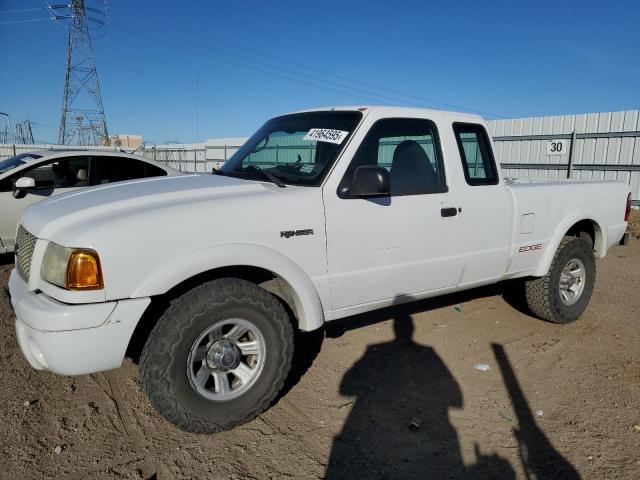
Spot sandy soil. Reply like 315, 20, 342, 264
0, 239, 639, 479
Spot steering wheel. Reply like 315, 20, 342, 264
290, 154, 303, 171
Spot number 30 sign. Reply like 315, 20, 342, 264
546, 139, 570, 155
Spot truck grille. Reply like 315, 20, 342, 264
16, 225, 37, 282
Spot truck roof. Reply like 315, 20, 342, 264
285, 105, 484, 122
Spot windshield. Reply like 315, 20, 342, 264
220, 111, 362, 186
0, 153, 42, 175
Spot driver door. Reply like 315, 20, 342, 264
0, 157, 88, 248
323, 117, 466, 313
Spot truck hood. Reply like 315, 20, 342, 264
21, 173, 288, 241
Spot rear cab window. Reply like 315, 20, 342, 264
453, 123, 498, 186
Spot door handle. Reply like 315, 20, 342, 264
441, 207, 458, 218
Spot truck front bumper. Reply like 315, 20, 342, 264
8, 269, 150, 376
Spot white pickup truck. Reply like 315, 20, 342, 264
8, 106, 631, 433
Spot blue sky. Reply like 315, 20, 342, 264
1, 0, 639, 143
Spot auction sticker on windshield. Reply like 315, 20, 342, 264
303, 128, 349, 144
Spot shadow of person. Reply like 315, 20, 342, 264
492, 344, 580, 480
325, 314, 515, 480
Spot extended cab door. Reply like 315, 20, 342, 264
322, 116, 466, 314
450, 122, 512, 285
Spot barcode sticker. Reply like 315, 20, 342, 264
303, 128, 349, 144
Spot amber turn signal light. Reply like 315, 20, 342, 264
66, 250, 103, 290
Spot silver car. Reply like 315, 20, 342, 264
0, 150, 181, 253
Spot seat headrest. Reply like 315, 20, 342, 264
76, 168, 88, 181
392, 140, 428, 163
390, 140, 438, 191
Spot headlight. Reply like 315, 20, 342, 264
41, 242, 104, 290
40, 242, 71, 287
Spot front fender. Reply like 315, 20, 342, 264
132, 243, 325, 331
534, 207, 607, 277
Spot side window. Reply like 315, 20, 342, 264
23, 163, 55, 189
90, 157, 149, 185
340, 118, 447, 196
19, 157, 89, 189
144, 163, 167, 177
453, 123, 498, 186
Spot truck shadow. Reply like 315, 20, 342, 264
325, 280, 529, 339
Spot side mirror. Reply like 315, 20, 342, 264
348, 165, 391, 197
15, 177, 35, 189
13, 176, 36, 198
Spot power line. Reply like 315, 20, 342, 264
6, 6, 501, 119
114, 25, 397, 106
121, 26, 402, 107
114, 24, 503, 118
0, 18, 51, 25
0, 7, 45, 14
184, 36, 429, 109
115, 25, 448, 109
213, 39, 505, 118
30, 121, 60, 129
42, 0, 67, 36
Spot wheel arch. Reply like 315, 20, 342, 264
131, 243, 326, 333
534, 210, 606, 277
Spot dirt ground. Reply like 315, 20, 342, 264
1, 237, 639, 479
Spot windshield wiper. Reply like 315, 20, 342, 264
241, 165, 286, 188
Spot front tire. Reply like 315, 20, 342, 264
524, 236, 595, 324
139, 278, 294, 433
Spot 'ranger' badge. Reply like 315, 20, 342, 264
280, 229, 314, 239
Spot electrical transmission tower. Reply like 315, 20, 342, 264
51, 0, 108, 145
15, 121, 35, 144
0, 113, 11, 144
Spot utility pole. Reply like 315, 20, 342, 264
195, 71, 200, 143
52, 0, 108, 145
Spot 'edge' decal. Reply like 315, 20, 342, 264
519, 243, 542, 253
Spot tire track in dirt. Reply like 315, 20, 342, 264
78, 371, 171, 479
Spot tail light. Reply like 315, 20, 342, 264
625, 193, 631, 222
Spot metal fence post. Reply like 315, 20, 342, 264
567, 130, 577, 179
194, 148, 197, 173
224, 145, 228, 162
13, 144, 16, 156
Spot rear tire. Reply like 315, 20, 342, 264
524, 236, 595, 324
139, 278, 294, 433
